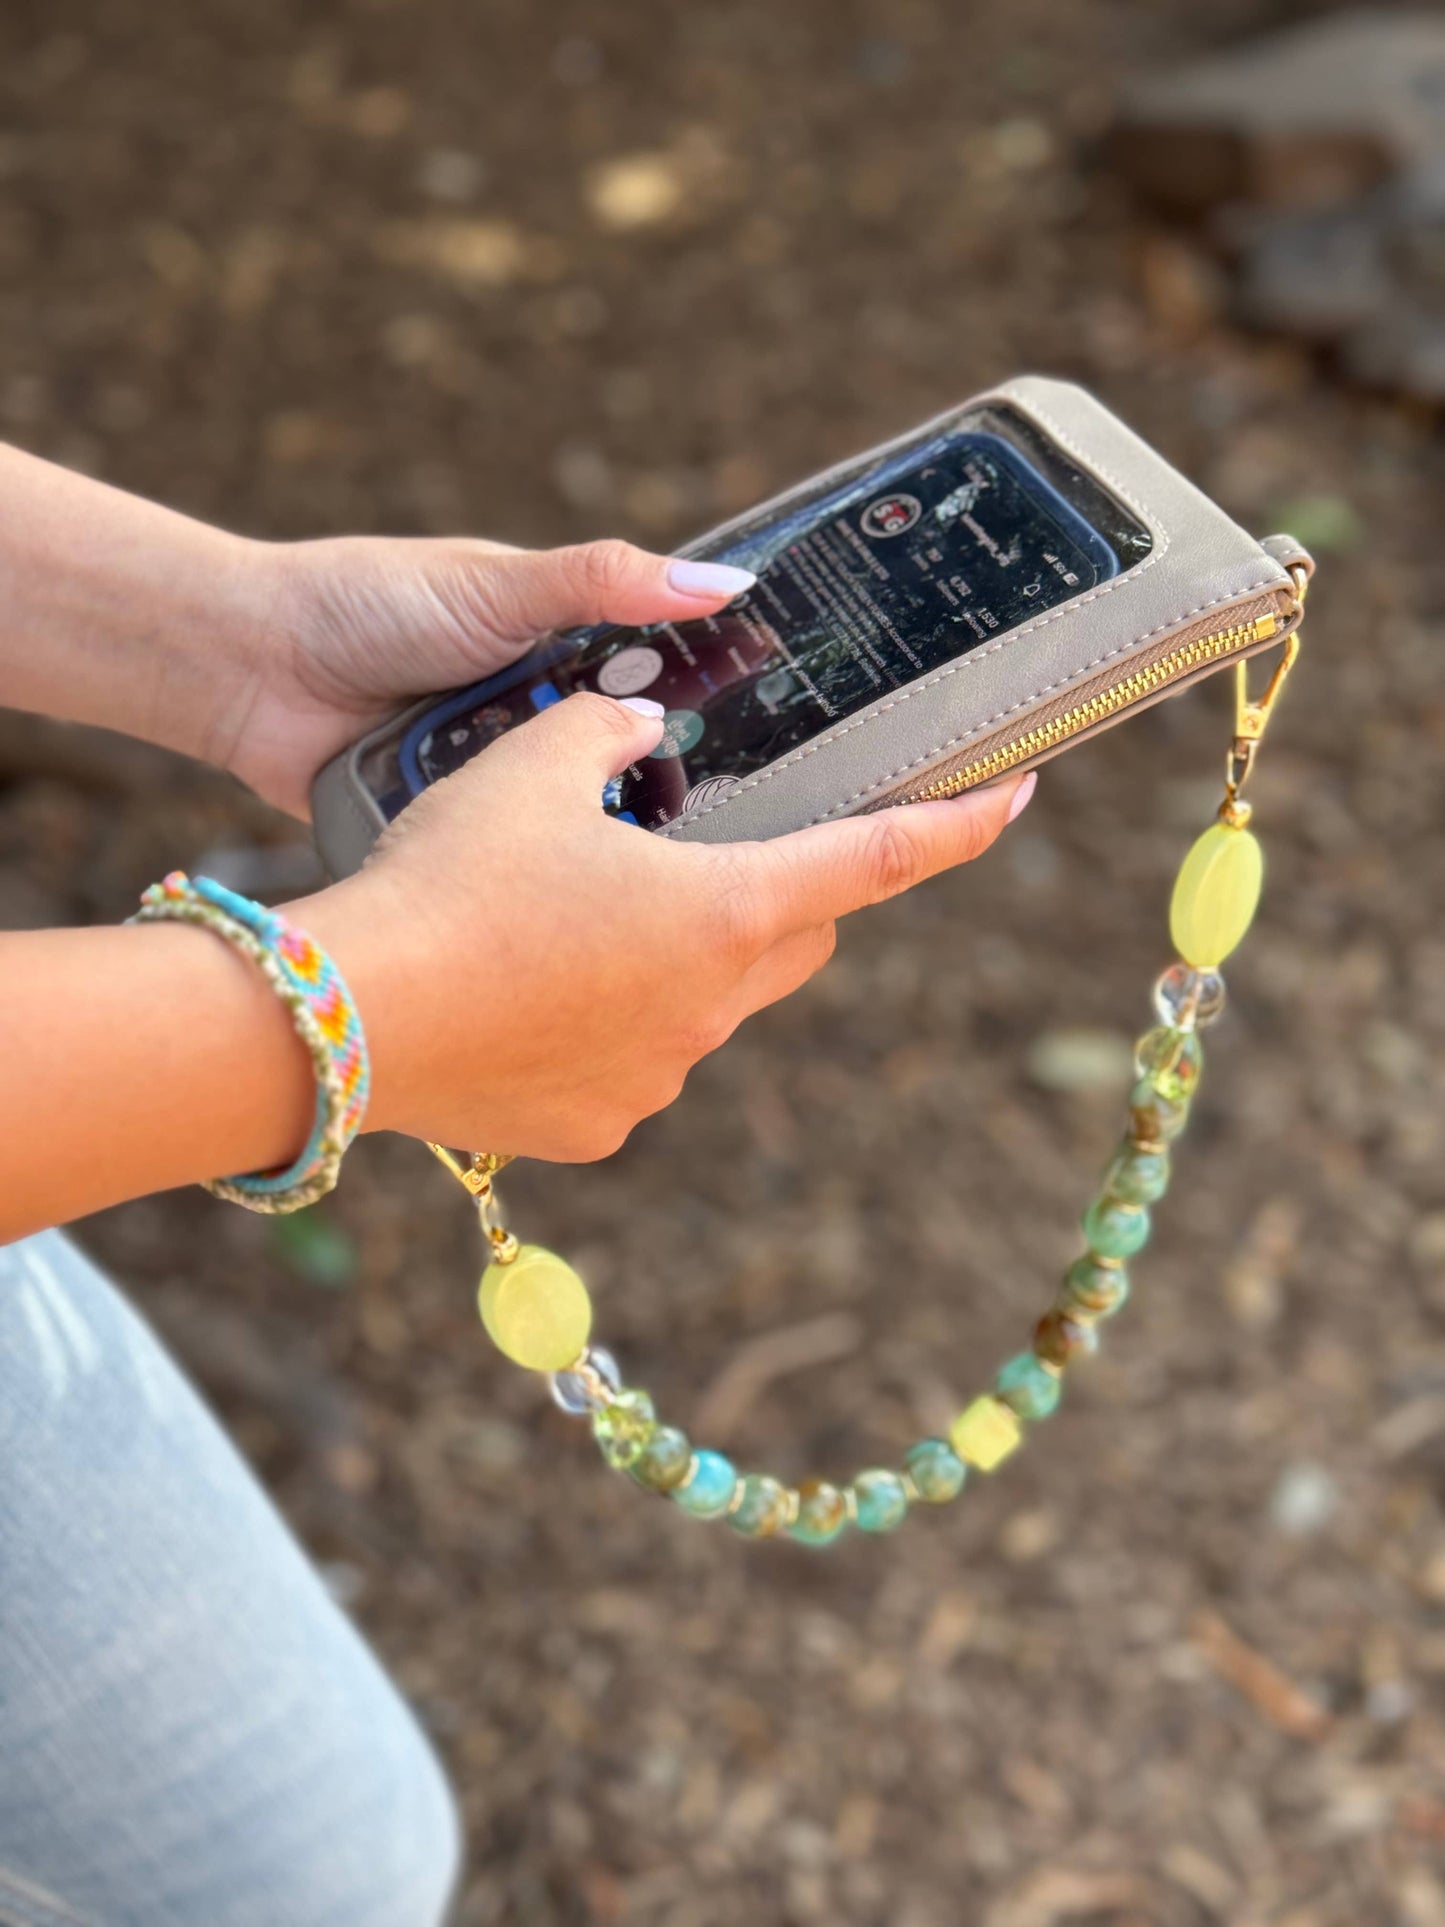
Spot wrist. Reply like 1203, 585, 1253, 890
285, 873, 449, 1143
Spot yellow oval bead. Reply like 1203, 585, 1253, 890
478, 1243, 591, 1372
1168, 822, 1264, 970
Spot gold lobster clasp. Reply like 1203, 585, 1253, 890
1221, 566, 1307, 826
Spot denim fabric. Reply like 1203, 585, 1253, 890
0, 1232, 461, 1926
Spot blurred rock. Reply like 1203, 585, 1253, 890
1110, 12, 1445, 401
1025, 1027, 1132, 1094
1111, 11, 1445, 216
1269, 1462, 1340, 1537
585, 152, 685, 231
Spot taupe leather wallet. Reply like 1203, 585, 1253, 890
312, 375, 1311, 875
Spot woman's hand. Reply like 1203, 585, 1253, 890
0, 441, 752, 816
224, 536, 757, 817
296, 694, 1035, 1162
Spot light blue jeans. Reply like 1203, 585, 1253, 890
0, 1232, 461, 1926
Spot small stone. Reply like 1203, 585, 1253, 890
586, 152, 684, 230
1026, 1027, 1134, 1094
1269, 1462, 1339, 1537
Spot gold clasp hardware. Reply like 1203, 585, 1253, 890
1221, 567, 1307, 826
426, 1144, 520, 1260
425, 1144, 513, 1196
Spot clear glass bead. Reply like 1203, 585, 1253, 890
549, 1345, 621, 1416
1152, 963, 1226, 1030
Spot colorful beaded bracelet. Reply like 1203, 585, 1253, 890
429, 575, 1309, 1544
130, 873, 370, 1213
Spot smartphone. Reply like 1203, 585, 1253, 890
313, 378, 1304, 873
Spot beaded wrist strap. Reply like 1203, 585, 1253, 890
427, 572, 1309, 1547
130, 872, 370, 1213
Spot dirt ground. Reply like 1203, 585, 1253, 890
3, 1, 1444, 1921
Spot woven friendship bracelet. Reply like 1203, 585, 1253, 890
130, 872, 370, 1212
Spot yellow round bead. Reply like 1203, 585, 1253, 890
477, 1243, 591, 1372
1168, 822, 1264, 970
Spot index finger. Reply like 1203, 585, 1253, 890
748, 772, 1035, 935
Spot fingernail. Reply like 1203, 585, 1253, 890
1006, 771, 1038, 823
667, 559, 757, 600
619, 696, 665, 718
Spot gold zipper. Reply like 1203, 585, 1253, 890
912, 612, 1281, 801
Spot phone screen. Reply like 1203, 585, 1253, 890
371, 404, 1152, 831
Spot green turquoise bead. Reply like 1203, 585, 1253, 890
672, 1448, 737, 1519
1062, 1255, 1130, 1319
1135, 1026, 1203, 1103
996, 1350, 1062, 1419
630, 1425, 693, 1493
789, 1480, 849, 1547
1127, 1079, 1190, 1145
1083, 1196, 1151, 1259
1102, 1143, 1171, 1205
592, 1389, 656, 1470
853, 1468, 909, 1533
727, 1473, 791, 1538
904, 1437, 967, 1504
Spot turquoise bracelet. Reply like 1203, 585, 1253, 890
130, 873, 370, 1213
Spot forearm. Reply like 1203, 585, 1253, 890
0, 443, 274, 765
2, 919, 318, 1240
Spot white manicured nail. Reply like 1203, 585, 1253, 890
1006, 772, 1038, 822
619, 696, 665, 717
667, 559, 757, 599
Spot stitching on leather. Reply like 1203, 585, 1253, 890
666, 391, 1179, 836
814, 576, 1284, 818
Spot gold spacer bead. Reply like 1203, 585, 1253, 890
783, 1488, 801, 1527
676, 1454, 700, 1494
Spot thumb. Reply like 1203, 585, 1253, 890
478, 689, 667, 802
749, 772, 1036, 935
468, 538, 756, 641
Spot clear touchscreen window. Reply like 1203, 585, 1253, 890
388, 405, 1152, 831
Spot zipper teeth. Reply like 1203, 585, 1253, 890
913, 614, 1279, 802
